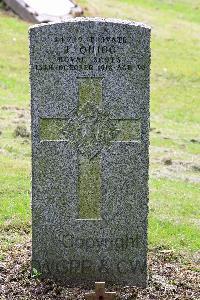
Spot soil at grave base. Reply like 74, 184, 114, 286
0, 239, 199, 300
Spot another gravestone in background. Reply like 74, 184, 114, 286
29, 18, 151, 287
3, 0, 83, 23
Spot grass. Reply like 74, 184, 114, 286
122, 0, 200, 23
0, 11, 29, 107
0, 0, 200, 259
0, 155, 30, 227
149, 178, 200, 252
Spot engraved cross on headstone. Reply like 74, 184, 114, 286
40, 78, 141, 219
85, 282, 116, 300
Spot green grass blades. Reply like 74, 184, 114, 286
149, 178, 200, 252
0, 11, 29, 107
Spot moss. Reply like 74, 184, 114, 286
114, 119, 141, 141
40, 119, 66, 141
78, 156, 101, 219
78, 77, 102, 110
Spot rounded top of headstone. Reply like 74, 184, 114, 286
29, 17, 151, 32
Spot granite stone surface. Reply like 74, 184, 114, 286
29, 17, 151, 287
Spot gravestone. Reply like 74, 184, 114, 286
29, 18, 151, 287
4, 0, 83, 23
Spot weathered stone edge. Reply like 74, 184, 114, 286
29, 17, 151, 32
